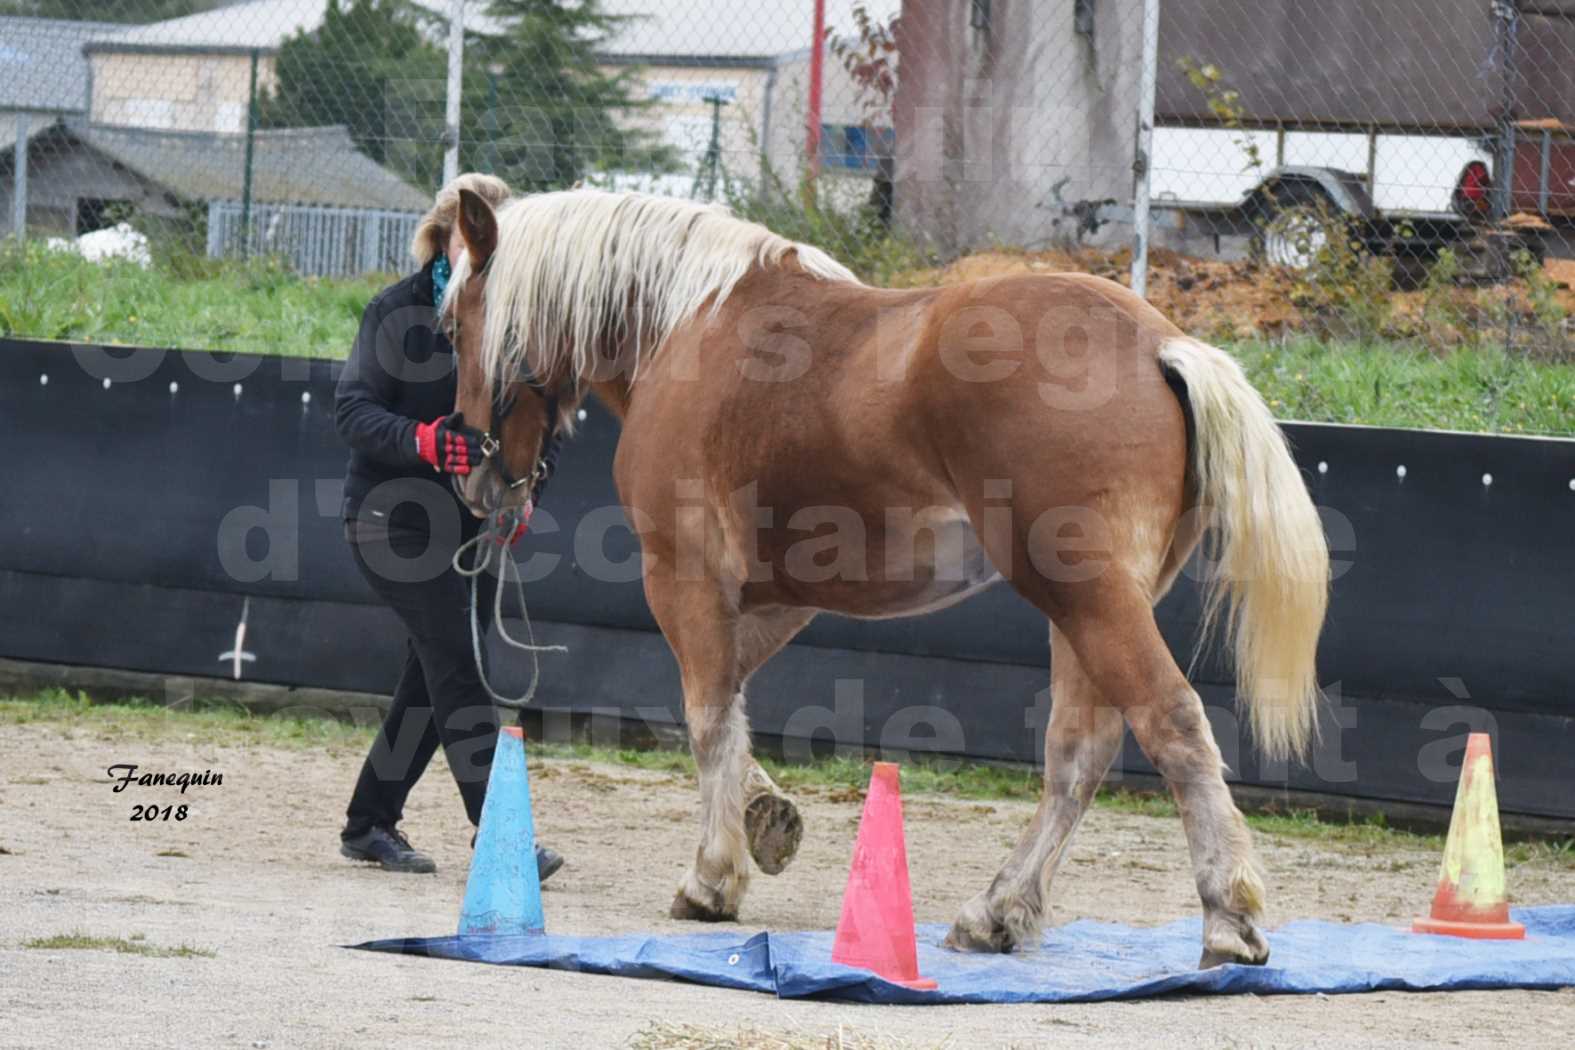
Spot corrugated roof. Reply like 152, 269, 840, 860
0, 16, 121, 112
63, 121, 431, 210
83, 0, 897, 61
84, 0, 500, 54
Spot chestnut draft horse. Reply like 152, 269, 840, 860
441, 188, 1329, 967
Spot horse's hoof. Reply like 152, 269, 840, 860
744, 793, 803, 875
1198, 916, 1270, 968
944, 920, 1015, 953
943, 903, 1017, 953
669, 889, 736, 923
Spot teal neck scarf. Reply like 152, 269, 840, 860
431, 255, 451, 306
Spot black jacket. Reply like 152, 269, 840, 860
335, 262, 470, 536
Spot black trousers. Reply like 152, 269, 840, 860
343, 523, 501, 838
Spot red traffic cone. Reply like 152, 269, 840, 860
1413, 733, 1525, 940
831, 762, 937, 990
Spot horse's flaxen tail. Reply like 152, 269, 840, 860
1157, 337, 1330, 763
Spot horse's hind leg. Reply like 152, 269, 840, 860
1059, 583, 1270, 968
945, 624, 1124, 952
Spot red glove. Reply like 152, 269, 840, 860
488, 502, 533, 546
414, 413, 482, 474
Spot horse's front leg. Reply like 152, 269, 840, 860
671, 691, 754, 921
645, 572, 753, 921
733, 607, 815, 876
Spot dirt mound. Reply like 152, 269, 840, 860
895, 245, 1575, 348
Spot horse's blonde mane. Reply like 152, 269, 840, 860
449, 188, 859, 397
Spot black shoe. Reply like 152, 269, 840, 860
468, 831, 564, 885
536, 845, 564, 884
341, 825, 437, 874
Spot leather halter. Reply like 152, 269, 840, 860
446, 254, 561, 505
481, 368, 560, 501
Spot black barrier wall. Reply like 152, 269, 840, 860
2, 338, 1572, 818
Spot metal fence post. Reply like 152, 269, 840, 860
206, 199, 222, 258
1492, 0, 1520, 221
444, 0, 465, 186
1129, 0, 1161, 299
242, 48, 259, 258
12, 112, 28, 241
359, 210, 379, 274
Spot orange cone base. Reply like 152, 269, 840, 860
832, 948, 938, 990
1412, 915, 1526, 940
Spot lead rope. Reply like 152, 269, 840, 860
452, 505, 568, 708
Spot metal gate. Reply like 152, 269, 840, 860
206, 200, 421, 278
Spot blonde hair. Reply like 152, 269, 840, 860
450, 188, 857, 393
409, 172, 513, 266
1158, 336, 1329, 762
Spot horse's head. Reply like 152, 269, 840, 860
443, 188, 568, 519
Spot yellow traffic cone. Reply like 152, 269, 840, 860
1412, 732, 1525, 940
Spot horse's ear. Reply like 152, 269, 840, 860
456, 188, 497, 270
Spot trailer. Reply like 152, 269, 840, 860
1150, 0, 1575, 277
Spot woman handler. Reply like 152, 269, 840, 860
333, 173, 563, 880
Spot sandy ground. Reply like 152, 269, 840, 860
2, 719, 1572, 1050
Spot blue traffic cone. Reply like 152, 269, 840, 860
458, 726, 545, 936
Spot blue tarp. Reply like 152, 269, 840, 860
350, 906, 1575, 1004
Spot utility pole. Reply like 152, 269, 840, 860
1129, 0, 1161, 299
444, 0, 465, 185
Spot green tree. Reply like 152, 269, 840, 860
477, 0, 666, 189
260, 0, 443, 184
0, 0, 213, 21
259, 0, 670, 194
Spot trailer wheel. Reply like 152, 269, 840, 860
1252, 183, 1344, 271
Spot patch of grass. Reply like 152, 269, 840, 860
23, 931, 214, 958
1508, 838, 1575, 871
0, 240, 381, 359
531, 741, 1047, 802
0, 688, 373, 751
1243, 806, 1440, 852
1100, 787, 1451, 852
1095, 787, 1180, 820
1232, 336, 1575, 436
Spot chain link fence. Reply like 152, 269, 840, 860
1, 0, 1571, 353
1149, 0, 1575, 352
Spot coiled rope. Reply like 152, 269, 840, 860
452, 504, 567, 708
